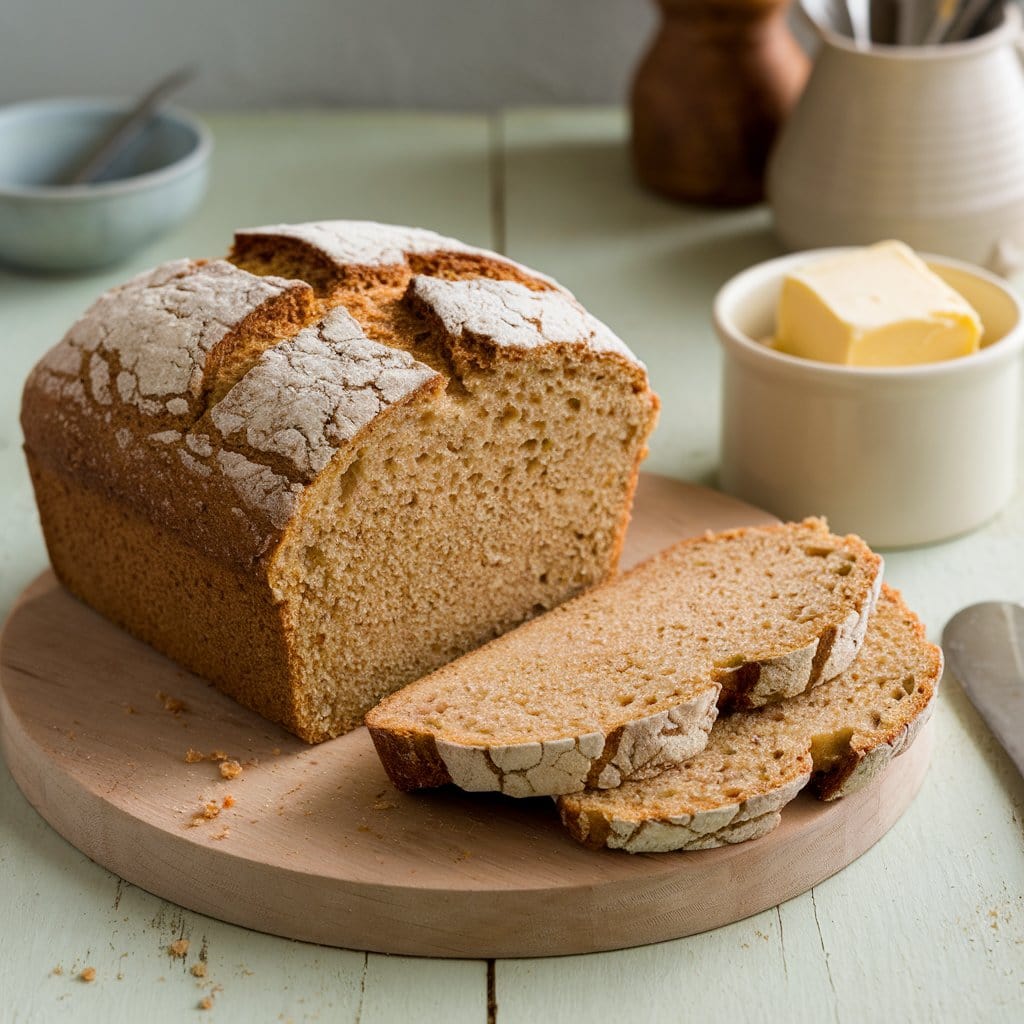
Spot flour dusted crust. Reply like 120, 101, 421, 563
584, 776, 811, 854
41, 259, 311, 425
238, 220, 482, 269
22, 220, 659, 742
234, 219, 560, 288
25, 258, 443, 559
406, 276, 641, 365
429, 694, 720, 798
208, 309, 441, 478
557, 586, 941, 853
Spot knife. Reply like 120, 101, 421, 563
943, 601, 1024, 778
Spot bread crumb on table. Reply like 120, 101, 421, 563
78, 967, 96, 982
168, 939, 190, 958
185, 748, 204, 764
222, 795, 235, 809
190, 962, 207, 978
213, 827, 231, 841
219, 759, 242, 779
198, 996, 214, 1010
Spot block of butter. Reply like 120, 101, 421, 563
775, 241, 983, 366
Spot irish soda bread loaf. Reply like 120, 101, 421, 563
558, 586, 939, 852
21, 221, 658, 742
367, 519, 883, 797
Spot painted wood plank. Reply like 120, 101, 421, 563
0, 109, 496, 1024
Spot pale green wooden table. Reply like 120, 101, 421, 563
1, 110, 1022, 1023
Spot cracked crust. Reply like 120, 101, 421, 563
569, 778, 809, 853
207, 309, 441, 478
421, 693, 722, 798
231, 219, 562, 294
557, 586, 941, 852
367, 519, 884, 797
36, 259, 314, 427
406, 276, 642, 366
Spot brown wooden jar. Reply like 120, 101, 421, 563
631, 0, 809, 205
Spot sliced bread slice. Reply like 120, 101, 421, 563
366, 518, 883, 797
557, 585, 940, 852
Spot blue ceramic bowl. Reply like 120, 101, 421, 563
0, 98, 212, 272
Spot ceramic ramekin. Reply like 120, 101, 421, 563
713, 249, 1024, 547
0, 98, 211, 272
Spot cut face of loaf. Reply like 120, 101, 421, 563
558, 585, 940, 853
366, 519, 883, 797
21, 221, 658, 743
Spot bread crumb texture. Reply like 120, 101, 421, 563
78, 967, 96, 982
367, 519, 882, 796
21, 220, 658, 743
558, 585, 940, 852
167, 939, 190, 958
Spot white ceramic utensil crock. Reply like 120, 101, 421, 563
768, 2, 1024, 274
714, 249, 1024, 547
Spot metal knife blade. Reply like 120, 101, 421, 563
943, 601, 1024, 779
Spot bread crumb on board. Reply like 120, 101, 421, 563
52, 965, 64, 976
222, 794, 235, 809
79, 967, 96, 982
198, 996, 214, 1010
184, 749, 244, 779
168, 939, 190, 958
157, 691, 188, 714
188, 803, 221, 827
191, 962, 207, 978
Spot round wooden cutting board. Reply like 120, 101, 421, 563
0, 474, 932, 958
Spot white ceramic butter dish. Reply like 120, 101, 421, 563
713, 248, 1024, 547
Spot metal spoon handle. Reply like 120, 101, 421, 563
64, 66, 196, 186
943, 0, 1001, 42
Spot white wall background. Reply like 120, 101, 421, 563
0, 1, 659, 110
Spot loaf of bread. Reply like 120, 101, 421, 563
367, 519, 883, 797
558, 585, 939, 852
21, 221, 658, 742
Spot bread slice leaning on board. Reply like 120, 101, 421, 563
558, 585, 940, 853
20, 220, 658, 743
366, 519, 883, 797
